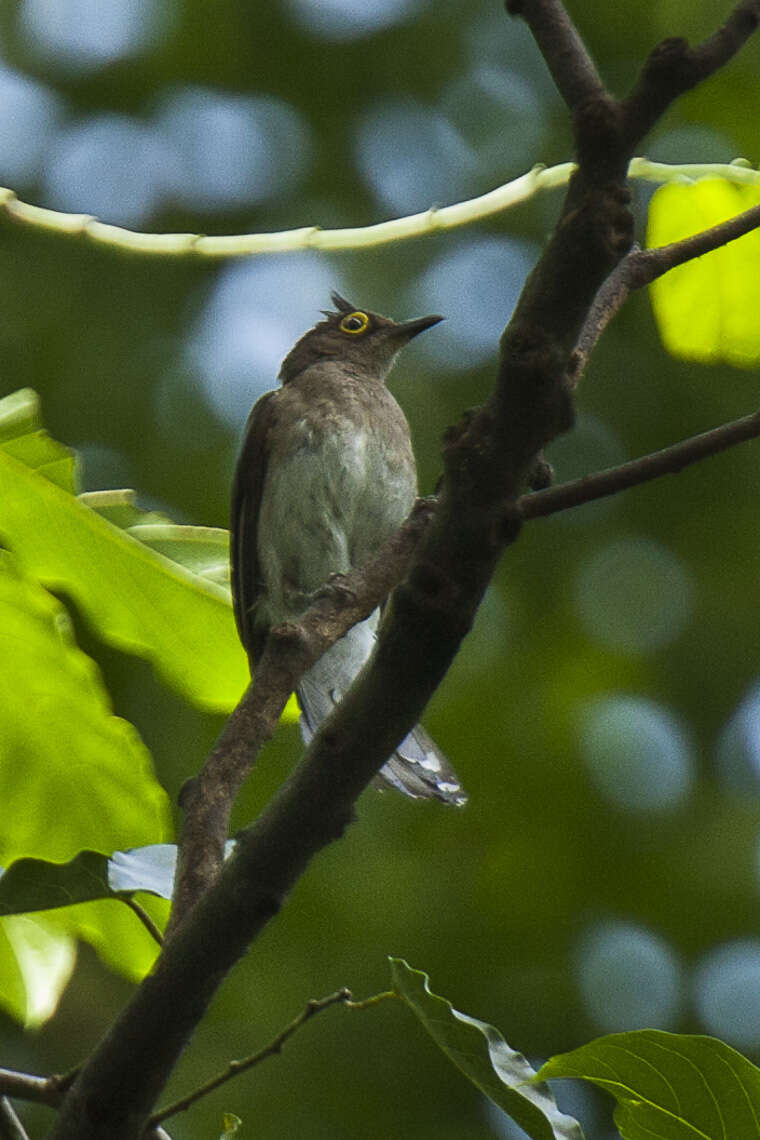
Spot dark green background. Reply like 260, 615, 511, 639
1, 1, 759, 1137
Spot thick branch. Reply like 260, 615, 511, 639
505, 0, 606, 111
48, 5, 760, 1139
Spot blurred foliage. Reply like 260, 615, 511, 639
0, 1, 759, 1138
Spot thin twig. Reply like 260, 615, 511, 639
343, 990, 397, 1011
149, 988, 390, 1125
576, 201, 760, 368
519, 409, 760, 518
0, 1099, 29, 1140
118, 897, 164, 946
0, 1069, 60, 1108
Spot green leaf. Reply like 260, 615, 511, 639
128, 523, 231, 586
389, 958, 584, 1140
59, 896, 169, 984
0, 550, 172, 1012
0, 845, 178, 913
0, 388, 79, 492
0, 551, 171, 867
539, 1029, 760, 1140
647, 179, 760, 367
0, 914, 77, 1028
80, 490, 231, 586
0, 851, 112, 914
0, 388, 249, 712
0, 843, 240, 916
78, 489, 174, 530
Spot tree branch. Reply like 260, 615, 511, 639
621, 0, 760, 146
505, 0, 606, 111
0, 1069, 61, 1108
520, 409, 760, 518
48, 4, 760, 1138
575, 201, 760, 369
0, 1073, 173, 1139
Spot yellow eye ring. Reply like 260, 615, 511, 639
339, 311, 371, 335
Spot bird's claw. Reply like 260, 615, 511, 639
318, 573, 358, 606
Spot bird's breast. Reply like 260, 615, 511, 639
257, 383, 416, 616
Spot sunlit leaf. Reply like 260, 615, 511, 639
0, 390, 299, 717
0, 914, 77, 1028
0, 855, 170, 992
390, 958, 584, 1139
81, 490, 231, 586
0, 550, 172, 1007
647, 178, 760, 367
0, 552, 171, 866
539, 1029, 760, 1139
0, 387, 79, 492
0, 392, 243, 711
60, 897, 169, 983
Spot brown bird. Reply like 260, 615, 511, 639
231, 292, 465, 805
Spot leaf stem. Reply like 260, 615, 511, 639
118, 897, 164, 946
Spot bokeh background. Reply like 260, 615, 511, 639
1, 0, 760, 1137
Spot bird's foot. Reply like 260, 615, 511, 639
317, 573, 357, 608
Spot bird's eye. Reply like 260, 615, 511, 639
339, 311, 370, 335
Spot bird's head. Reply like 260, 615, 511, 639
279, 291, 443, 384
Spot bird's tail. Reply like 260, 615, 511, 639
373, 720, 467, 806
296, 629, 466, 807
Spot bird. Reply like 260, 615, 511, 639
230, 291, 466, 806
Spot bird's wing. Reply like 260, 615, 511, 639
230, 389, 278, 666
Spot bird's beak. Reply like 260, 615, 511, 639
387, 313, 444, 341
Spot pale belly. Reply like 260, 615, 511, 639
257, 418, 416, 621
